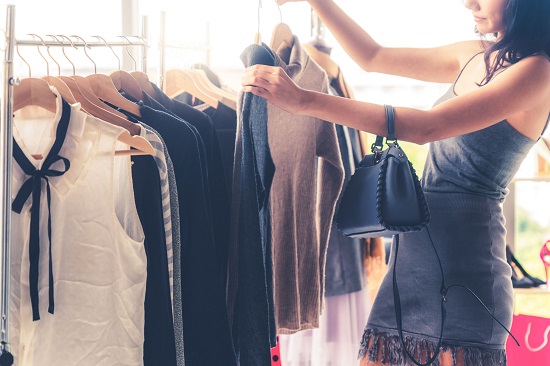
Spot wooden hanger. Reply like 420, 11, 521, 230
15, 78, 153, 157
42, 76, 80, 106
13, 42, 57, 114
114, 130, 154, 156
302, 43, 339, 79
189, 70, 237, 110
129, 71, 157, 99
110, 70, 143, 102
86, 73, 142, 117
70, 76, 153, 156
165, 69, 219, 108
59, 76, 127, 120
14, 78, 57, 160
269, 23, 294, 52
15, 37, 152, 157
13, 77, 57, 114
254, 32, 262, 45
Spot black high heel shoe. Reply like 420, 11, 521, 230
506, 245, 546, 287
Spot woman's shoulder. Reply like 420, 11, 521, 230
496, 53, 550, 80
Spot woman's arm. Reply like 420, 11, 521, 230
241, 56, 550, 144
282, 0, 481, 83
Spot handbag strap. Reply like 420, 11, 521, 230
371, 105, 397, 153
385, 104, 396, 141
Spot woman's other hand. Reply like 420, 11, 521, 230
241, 64, 311, 115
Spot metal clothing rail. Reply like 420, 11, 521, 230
158, 10, 211, 91
0, 4, 16, 364
15, 37, 148, 48
0, 5, 149, 363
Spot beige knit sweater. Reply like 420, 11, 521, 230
269, 37, 344, 334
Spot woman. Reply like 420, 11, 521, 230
241, 0, 550, 365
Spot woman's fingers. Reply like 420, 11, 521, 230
241, 64, 306, 114
241, 65, 285, 91
242, 85, 273, 99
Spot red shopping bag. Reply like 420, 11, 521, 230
506, 314, 550, 366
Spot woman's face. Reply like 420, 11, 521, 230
464, 0, 508, 35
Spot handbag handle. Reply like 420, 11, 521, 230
371, 105, 397, 153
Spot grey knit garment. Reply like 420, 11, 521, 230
269, 36, 344, 334
140, 123, 185, 366
227, 43, 277, 366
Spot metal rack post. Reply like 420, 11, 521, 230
0, 4, 16, 365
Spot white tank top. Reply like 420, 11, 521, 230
9, 91, 146, 366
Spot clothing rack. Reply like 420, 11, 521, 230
0, 5, 149, 362
158, 10, 211, 91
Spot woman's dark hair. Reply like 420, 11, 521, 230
479, 0, 550, 85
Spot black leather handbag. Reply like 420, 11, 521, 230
336, 105, 430, 238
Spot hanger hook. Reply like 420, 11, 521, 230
118, 35, 137, 71
277, 2, 283, 23
28, 34, 49, 76
15, 42, 32, 78
45, 34, 62, 76
134, 35, 149, 50
57, 35, 78, 75
93, 35, 120, 71
71, 35, 97, 74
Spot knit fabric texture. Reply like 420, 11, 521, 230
227, 43, 277, 366
269, 36, 344, 334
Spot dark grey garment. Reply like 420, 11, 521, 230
359, 54, 544, 365
361, 192, 512, 365
140, 123, 185, 366
421, 54, 539, 202
228, 43, 277, 366
325, 124, 366, 297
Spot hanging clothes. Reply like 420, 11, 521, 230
227, 43, 278, 366
10, 94, 147, 366
131, 153, 177, 366
324, 125, 365, 297
201, 102, 238, 203
170, 77, 238, 201
268, 36, 344, 334
279, 286, 370, 365
142, 85, 232, 289
116, 95, 237, 366
139, 122, 186, 366
278, 80, 373, 366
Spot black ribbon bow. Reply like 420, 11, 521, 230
11, 99, 71, 321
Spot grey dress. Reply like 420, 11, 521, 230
359, 52, 550, 366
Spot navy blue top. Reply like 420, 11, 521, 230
118, 99, 237, 366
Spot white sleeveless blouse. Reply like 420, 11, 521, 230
9, 92, 146, 366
